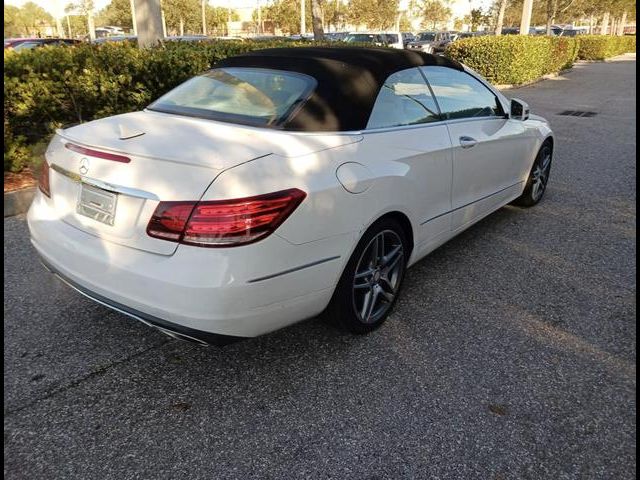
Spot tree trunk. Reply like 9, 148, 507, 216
588, 15, 594, 34
545, 0, 557, 36
311, 0, 324, 40
66, 15, 73, 37
601, 12, 609, 35
494, 0, 507, 35
179, 17, 184, 36
134, 0, 164, 47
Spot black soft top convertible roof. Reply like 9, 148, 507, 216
214, 47, 464, 132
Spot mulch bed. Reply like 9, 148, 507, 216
4, 169, 37, 193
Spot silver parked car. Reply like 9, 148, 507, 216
406, 31, 453, 54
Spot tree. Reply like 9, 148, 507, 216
323, 0, 349, 32
7, 2, 55, 37
162, 0, 200, 35
206, 5, 239, 34
416, 0, 451, 30
347, 0, 400, 30
4, 5, 23, 37
469, 8, 489, 31
66, 0, 96, 39
95, 0, 134, 30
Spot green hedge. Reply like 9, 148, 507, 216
4, 39, 315, 172
445, 34, 635, 86
577, 35, 636, 60
444, 35, 579, 85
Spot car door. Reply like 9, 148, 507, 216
421, 66, 532, 230
360, 67, 453, 248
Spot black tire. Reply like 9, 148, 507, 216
324, 217, 408, 334
512, 141, 553, 207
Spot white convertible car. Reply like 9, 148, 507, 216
28, 47, 553, 345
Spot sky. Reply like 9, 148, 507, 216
6, 0, 492, 19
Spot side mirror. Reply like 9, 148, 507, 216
510, 98, 530, 121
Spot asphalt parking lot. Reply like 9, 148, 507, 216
4, 56, 636, 479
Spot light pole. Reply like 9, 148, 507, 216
202, 0, 207, 36
301, 0, 306, 35
130, 0, 137, 35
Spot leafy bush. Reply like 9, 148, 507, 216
444, 35, 579, 85
577, 35, 636, 60
445, 34, 635, 86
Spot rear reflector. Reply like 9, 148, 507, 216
147, 189, 306, 247
65, 143, 131, 163
38, 162, 51, 197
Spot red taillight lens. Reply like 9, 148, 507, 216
38, 162, 51, 197
146, 188, 306, 247
65, 143, 131, 163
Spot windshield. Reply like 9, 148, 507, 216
148, 67, 317, 127
417, 33, 436, 41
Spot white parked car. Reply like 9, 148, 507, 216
343, 32, 404, 49
28, 47, 554, 345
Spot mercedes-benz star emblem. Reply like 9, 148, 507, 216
79, 157, 90, 175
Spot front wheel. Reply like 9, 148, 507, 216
325, 218, 408, 334
512, 142, 553, 207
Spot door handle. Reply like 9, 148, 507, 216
459, 136, 477, 149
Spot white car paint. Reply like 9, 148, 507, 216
27, 63, 553, 341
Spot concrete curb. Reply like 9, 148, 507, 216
4, 187, 36, 217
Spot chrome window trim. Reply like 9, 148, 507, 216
50, 163, 159, 200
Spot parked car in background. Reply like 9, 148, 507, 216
166, 35, 209, 42
325, 32, 349, 42
343, 32, 404, 48
380, 32, 404, 49
406, 31, 453, 53
288, 33, 315, 41
28, 47, 553, 345
9, 38, 81, 51
92, 35, 137, 44
4, 38, 37, 49
556, 27, 588, 36
401, 32, 416, 47
343, 32, 388, 46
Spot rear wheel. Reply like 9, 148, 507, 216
325, 218, 408, 334
512, 142, 553, 207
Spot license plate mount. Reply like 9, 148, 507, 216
77, 183, 118, 226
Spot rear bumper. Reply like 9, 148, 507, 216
28, 191, 353, 339
40, 258, 242, 346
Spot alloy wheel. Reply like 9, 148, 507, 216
352, 230, 405, 324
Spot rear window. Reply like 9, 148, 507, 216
148, 67, 317, 127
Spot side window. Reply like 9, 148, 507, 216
421, 66, 504, 120
367, 68, 441, 129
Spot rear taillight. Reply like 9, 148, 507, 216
38, 162, 51, 197
146, 188, 306, 247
